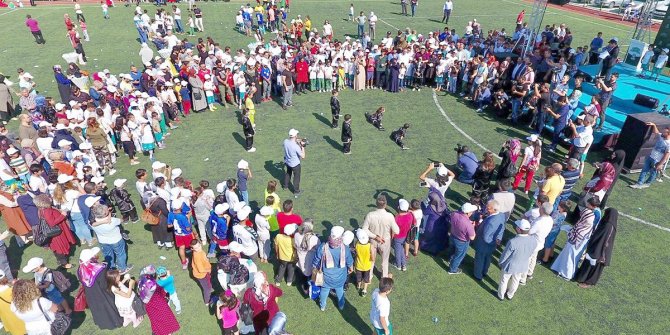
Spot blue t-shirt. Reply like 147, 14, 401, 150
242, 11, 251, 21
554, 104, 570, 128
208, 212, 228, 240
283, 139, 302, 168
156, 275, 176, 294
650, 138, 670, 163
237, 169, 248, 191
168, 212, 192, 236
458, 151, 479, 180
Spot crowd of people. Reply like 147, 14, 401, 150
1, 0, 670, 334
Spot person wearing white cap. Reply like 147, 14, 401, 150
254, 206, 273, 263
512, 134, 542, 194
312, 225, 353, 311
497, 219, 537, 300
22, 256, 73, 314
170, 198, 196, 269
353, 228, 372, 296
109, 179, 139, 224
193, 184, 215, 246
361, 194, 399, 278
274, 223, 297, 286
206, 203, 230, 258
446, 202, 478, 274
89, 203, 132, 274
473, 200, 505, 281
392, 199, 413, 272
282, 128, 306, 195
237, 160, 252, 203
419, 162, 455, 197
232, 206, 259, 258
519, 202, 554, 286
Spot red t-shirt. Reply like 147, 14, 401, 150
394, 213, 415, 239
243, 285, 283, 333
276, 212, 302, 234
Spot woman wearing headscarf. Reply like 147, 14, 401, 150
419, 186, 449, 255
387, 58, 400, 93
0, 74, 14, 122
0, 270, 26, 335
77, 247, 123, 330
575, 208, 618, 288
86, 118, 115, 175
0, 184, 32, 244
242, 271, 283, 334
497, 138, 521, 181
311, 226, 353, 311
53, 65, 72, 103
33, 194, 76, 269
599, 150, 625, 208
187, 69, 207, 113
293, 219, 319, 291
148, 184, 174, 250
138, 265, 180, 335
551, 196, 600, 280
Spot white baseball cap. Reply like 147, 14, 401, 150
216, 182, 226, 193
152, 161, 166, 169
6, 147, 18, 155
79, 247, 101, 262
57, 174, 74, 184
84, 196, 101, 207
91, 176, 104, 184
237, 159, 249, 169
437, 166, 450, 176
526, 134, 539, 142
58, 139, 72, 147
113, 179, 127, 187
515, 219, 531, 230
330, 226, 344, 239
284, 223, 298, 235
237, 206, 252, 221
356, 229, 369, 244
398, 199, 410, 211
259, 206, 273, 216
172, 198, 184, 210
342, 230, 355, 245
55, 103, 66, 110
288, 128, 299, 137
22, 257, 44, 273
171, 168, 182, 179
214, 203, 230, 215
228, 241, 244, 253
461, 202, 478, 213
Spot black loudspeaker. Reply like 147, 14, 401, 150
633, 94, 659, 109
614, 113, 670, 172
550, 0, 570, 5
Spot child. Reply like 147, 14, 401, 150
309, 62, 317, 92
266, 196, 280, 252
190, 240, 213, 305
169, 198, 195, 269
216, 290, 240, 334
156, 266, 182, 314
448, 61, 459, 93
264, 181, 281, 212
208, 203, 230, 258
398, 63, 406, 91
324, 63, 333, 92
337, 64, 346, 91
255, 206, 273, 263
652, 48, 669, 81
75, 1, 85, 22
79, 20, 90, 42
354, 229, 372, 297
151, 112, 165, 149
179, 81, 192, 115
237, 159, 252, 204
101, 1, 110, 19
541, 201, 569, 264
23, 257, 72, 314
393, 199, 413, 271
316, 63, 325, 92
203, 74, 217, 111
241, 108, 256, 152
187, 14, 196, 36
135, 168, 150, 209
392, 123, 410, 150
341, 114, 352, 154
274, 223, 297, 286
370, 277, 394, 335
365, 106, 385, 130
330, 90, 341, 128
140, 121, 156, 161
109, 178, 139, 224
7, 147, 29, 185
107, 269, 144, 328
349, 3, 354, 21
408, 199, 423, 257
244, 88, 256, 127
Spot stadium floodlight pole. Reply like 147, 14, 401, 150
631, 0, 657, 44
522, 0, 549, 57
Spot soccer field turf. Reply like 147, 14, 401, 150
1, 0, 669, 334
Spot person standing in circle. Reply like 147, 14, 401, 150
282, 129, 305, 195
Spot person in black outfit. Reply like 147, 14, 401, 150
341, 114, 352, 154
599, 38, 619, 78
241, 108, 256, 152
392, 123, 410, 150
330, 90, 341, 128
109, 180, 139, 223
365, 106, 385, 130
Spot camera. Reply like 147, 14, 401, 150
454, 143, 467, 154
298, 137, 310, 147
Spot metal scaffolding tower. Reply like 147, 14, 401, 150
522, 0, 549, 57
631, 0, 658, 44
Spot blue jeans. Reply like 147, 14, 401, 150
392, 237, 406, 268
551, 125, 565, 149
319, 284, 345, 310
511, 99, 523, 123
175, 19, 183, 33
473, 241, 496, 279
240, 190, 249, 204
448, 236, 469, 273
357, 24, 365, 38
137, 28, 148, 44
101, 239, 128, 271
70, 212, 93, 243
411, 4, 417, 16
637, 156, 659, 185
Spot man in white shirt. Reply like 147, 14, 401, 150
520, 202, 553, 284
370, 278, 394, 335
442, 0, 453, 23
90, 203, 132, 274
232, 207, 258, 257
568, 115, 594, 161
164, 30, 181, 50
368, 12, 378, 40
225, 179, 240, 210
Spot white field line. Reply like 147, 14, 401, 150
431, 90, 668, 232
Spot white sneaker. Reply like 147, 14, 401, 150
108, 169, 117, 176
247, 147, 257, 152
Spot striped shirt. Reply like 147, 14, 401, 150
9, 157, 29, 176
560, 169, 580, 198
568, 209, 594, 245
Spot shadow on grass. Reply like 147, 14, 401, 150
313, 112, 332, 128
337, 298, 372, 335
232, 132, 246, 149
373, 189, 405, 211
263, 160, 285, 181
323, 135, 341, 151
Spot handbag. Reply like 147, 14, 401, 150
37, 299, 72, 335
141, 198, 160, 225
73, 286, 87, 312
34, 210, 63, 247
310, 245, 326, 286
131, 293, 147, 317
193, 91, 202, 100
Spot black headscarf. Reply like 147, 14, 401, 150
585, 208, 618, 266
599, 150, 626, 208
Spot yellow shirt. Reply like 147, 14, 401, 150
304, 19, 312, 31
245, 96, 255, 111
275, 234, 295, 262
264, 190, 281, 212
542, 175, 565, 204
355, 242, 372, 271
0, 287, 27, 335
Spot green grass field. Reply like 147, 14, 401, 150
1, 1, 669, 334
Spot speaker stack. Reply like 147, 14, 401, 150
614, 113, 670, 173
